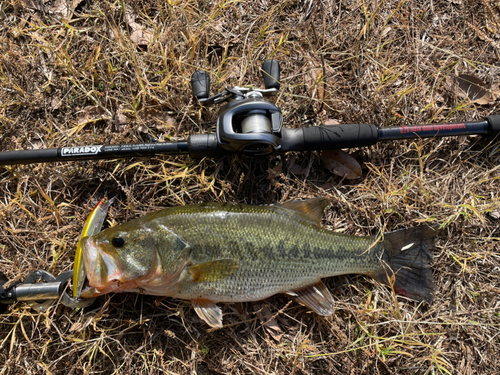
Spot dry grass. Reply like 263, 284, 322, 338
0, 0, 499, 373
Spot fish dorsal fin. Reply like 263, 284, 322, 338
187, 259, 240, 283
286, 280, 334, 316
278, 198, 329, 225
192, 299, 223, 328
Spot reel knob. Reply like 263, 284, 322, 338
191, 70, 210, 99
262, 59, 280, 90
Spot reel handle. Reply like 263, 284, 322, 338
191, 70, 210, 99
262, 59, 280, 90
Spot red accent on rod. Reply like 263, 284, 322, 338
400, 123, 466, 134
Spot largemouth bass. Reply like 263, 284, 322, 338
80, 198, 437, 328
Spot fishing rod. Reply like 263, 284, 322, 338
0, 59, 499, 166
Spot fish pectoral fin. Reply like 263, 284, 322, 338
187, 259, 239, 282
288, 281, 334, 316
277, 198, 329, 225
192, 299, 223, 329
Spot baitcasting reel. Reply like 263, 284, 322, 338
191, 59, 283, 156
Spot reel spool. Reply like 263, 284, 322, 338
241, 112, 272, 134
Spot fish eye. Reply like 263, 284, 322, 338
111, 236, 126, 248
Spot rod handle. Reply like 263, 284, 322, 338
281, 124, 379, 152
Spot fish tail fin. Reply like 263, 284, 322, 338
373, 225, 438, 303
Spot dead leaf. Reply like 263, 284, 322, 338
142, 108, 176, 131
125, 6, 153, 46
381, 26, 392, 39
456, 74, 495, 105
137, 125, 149, 133
489, 209, 500, 220
288, 156, 307, 175
51, 0, 83, 18
303, 57, 325, 111
30, 140, 44, 149
324, 119, 341, 126
22, 0, 83, 18
51, 97, 61, 110
445, 75, 455, 90
77, 106, 110, 126
69, 322, 82, 332
252, 302, 283, 342
267, 162, 283, 180
130, 29, 153, 46
114, 105, 130, 128
321, 150, 362, 180
20, 0, 45, 12
125, 7, 140, 29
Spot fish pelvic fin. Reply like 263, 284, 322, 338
374, 225, 438, 303
192, 299, 223, 329
277, 198, 330, 225
287, 280, 334, 316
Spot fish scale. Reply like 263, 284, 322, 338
152, 205, 379, 301
80, 198, 437, 328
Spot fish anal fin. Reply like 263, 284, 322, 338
192, 299, 223, 328
287, 280, 334, 316
278, 198, 329, 225
187, 259, 239, 282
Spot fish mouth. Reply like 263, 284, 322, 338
80, 236, 125, 298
